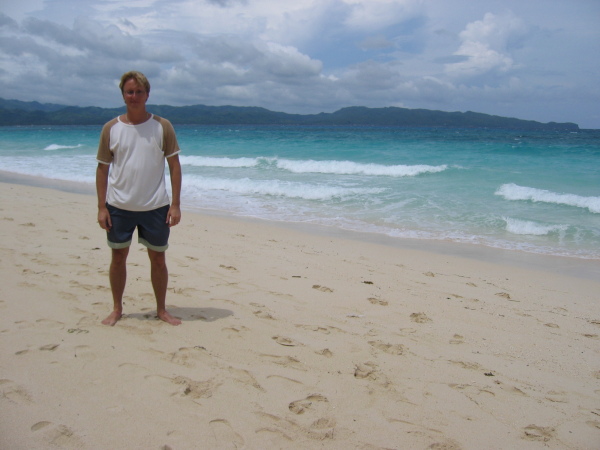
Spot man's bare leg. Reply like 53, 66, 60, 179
148, 248, 181, 325
102, 247, 129, 325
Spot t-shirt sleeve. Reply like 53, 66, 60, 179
160, 118, 181, 158
96, 119, 117, 164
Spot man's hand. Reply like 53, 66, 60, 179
98, 205, 112, 230
167, 205, 181, 227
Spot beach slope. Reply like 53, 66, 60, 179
1, 181, 599, 449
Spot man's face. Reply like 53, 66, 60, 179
122, 78, 149, 109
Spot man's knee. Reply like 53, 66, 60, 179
147, 249, 167, 268
111, 247, 129, 265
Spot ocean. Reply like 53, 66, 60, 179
1, 123, 599, 261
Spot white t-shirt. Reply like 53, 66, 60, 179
97, 114, 180, 211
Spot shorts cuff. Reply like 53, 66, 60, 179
139, 237, 169, 252
108, 239, 131, 249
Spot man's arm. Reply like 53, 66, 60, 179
96, 163, 112, 230
166, 154, 182, 227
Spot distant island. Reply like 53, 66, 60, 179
0, 98, 579, 131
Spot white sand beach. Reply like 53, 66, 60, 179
1, 179, 599, 449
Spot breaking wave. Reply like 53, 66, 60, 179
180, 155, 447, 177
44, 144, 83, 151
495, 183, 600, 213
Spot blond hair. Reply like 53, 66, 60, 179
119, 71, 151, 94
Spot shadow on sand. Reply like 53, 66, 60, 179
126, 307, 234, 322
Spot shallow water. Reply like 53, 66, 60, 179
1, 124, 599, 260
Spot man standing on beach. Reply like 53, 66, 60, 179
96, 71, 182, 326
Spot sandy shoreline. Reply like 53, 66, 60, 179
1, 179, 599, 449
2, 170, 599, 281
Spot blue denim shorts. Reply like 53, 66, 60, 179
106, 203, 170, 252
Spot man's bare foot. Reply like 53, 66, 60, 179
158, 310, 182, 326
102, 310, 122, 326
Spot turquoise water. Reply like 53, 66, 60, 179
1, 124, 599, 259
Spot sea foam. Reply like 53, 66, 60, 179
180, 156, 259, 168
185, 176, 385, 201
495, 183, 600, 213
503, 217, 568, 236
180, 155, 446, 177
276, 159, 447, 176
44, 144, 83, 151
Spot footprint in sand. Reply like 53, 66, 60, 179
39, 344, 59, 351
266, 374, 303, 387
296, 324, 329, 334
255, 409, 335, 441
119, 362, 149, 376
174, 286, 201, 297
169, 346, 212, 368
312, 285, 333, 293
495, 381, 527, 397
449, 334, 464, 344
586, 420, 600, 431
222, 326, 249, 339
287, 394, 336, 440
368, 297, 388, 306
209, 419, 244, 448
544, 390, 567, 403
410, 312, 431, 323
289, 394, 329, 414
522, 424, 555, 442
31, 422, 83, 447
273, 336, 301, 347
253, 415, 295, 442
1, 379, 32, 404
423, 437, 462, 449
31, 421, 52, 431
260, 354, 305, 371
228, 367, 264, 391
315, 348, 333, 358
496, 292, 519, 302
60, 292, 79, 302
354, 362, 378, 380
449, 360, 482, 370
449, 384, 495, 399
173, 376, 220, 400
254, 309, 275, 319
67, 328, 89, 334
368, 340, 405, 355
310, 417, 336, 431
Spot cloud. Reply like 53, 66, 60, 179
358, 34, 394, 51
0, 13, 19, 30
444, 12, 526, 79
206, 0, 248, 6
343, 0, 423, 32
0, 1, 598, 127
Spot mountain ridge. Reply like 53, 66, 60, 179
0, 98, 579, 130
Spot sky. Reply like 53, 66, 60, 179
1, 0, 599, 128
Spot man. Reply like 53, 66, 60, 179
96, 71, 182, 326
